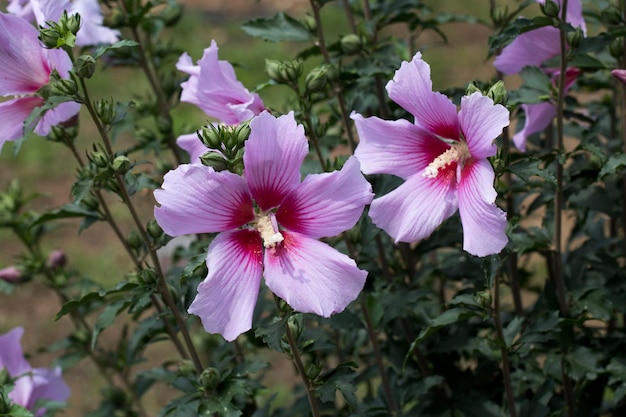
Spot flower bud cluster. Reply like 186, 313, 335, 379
197, 123, 251, 173
305, 64, 338, 93
39, 10, 82, 49
266, 59, 303, 86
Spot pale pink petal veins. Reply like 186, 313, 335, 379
264, 231, 367, 317
351, 112, 448, 179
277, 157, 373, 238
458, 92, 509, 158
176, 132, 208, 164
154, 164, 254, 236
369, 173, 458, 243
0, 12, 52, 95
244, 111, 308, 211
512, 102, 556, 151
71, 0, 120, 46
188, 230, 263, 341
35, 101, 80, 136
0, 97, 42, 149
386, 51, 460, 140
494, 26, 561, 75
458, 159, 507, 256
0, 327, 31, 376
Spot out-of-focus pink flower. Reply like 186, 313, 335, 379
46, 250, 67, 269
0, 327, 70, 416
612, 69, 626, 85
352, 52, 509, 257
0, 12, 80, 151
176, 40, 265, 163
7, 0, 120, 46
0, 266, 21, 283
494, 0, 585, 150
155, 111, 373, 341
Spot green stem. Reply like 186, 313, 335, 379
493, 273, 517, 417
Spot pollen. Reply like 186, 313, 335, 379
423, 143, 469, 179
256, 215, 284, 248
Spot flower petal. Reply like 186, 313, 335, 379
0, 12, 52, 95
0, 327, 31, 377
386, 51, 460, 140
369, 174, 457, 243
494, 26, 561, 75
188, 230, 263, 341
154, 164, 254, 236
7, 0, 35, 21
458, 159, 508, 257
537, 0, 586, 33
264, 232, 366, 317
352, 112, 448, 179
276, 157, 373, 238
34, 101, 80, 136
30, 0, 68, 28
244, 111, 308, 211
0, 97, 41, 149
176, 132, 208, 164
19, 367, 71, 414
71, 0, 121, 46
512, 102, 556, 151
459, 92, 510, 158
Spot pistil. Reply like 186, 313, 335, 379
422, 143, 470, 179
256, 214, 284, 248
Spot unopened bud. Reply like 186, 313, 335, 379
567, 28, 583, 49
64, 12, 82, 35
46, 250, 67, 269
39, 27, 62, 49
75, 54, 96, 78
147, 219, 163, 239
466, 81, 482, 96
487, 80, 507, 106
302, 14, 317, 33
0, 266, 22, 283
491, 6, 507, 27
474, 290, 493, 309
610, 37, 624, 58
266, 59, 302, 84
287, 315, 301, 339
0, 369, 10, 385
128, 230, 142, 250
112, 155, 132, 174
95, 100, 117, 125
601, 6, 622, 26
304, 362, 321, 380
340, 34, 362, 54
139, 268, 157, 285
199, 368, 221, 391
50, 78, 78, 96
200, 152, 228, 172
91, 151, 109, 168
234, 123, 251, 146
305, 66, 329, 93
540, 0, 560, 18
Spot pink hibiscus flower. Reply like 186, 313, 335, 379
493, 0, 585, 150
0, 12, 81, 151
0, 327, 70, 417
154, 111, 373, 341
7, 0, 120, 46
176, 40, 266, 163
352, 52, 509, 257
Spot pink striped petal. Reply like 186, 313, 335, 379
0, 327, 30, 377
369, 174, 458, 243
459, 92, 509, 158
512, 102, 556, 151
264, 231, 366, 317
71, 0, 121, 46
7, 0, 35, 21
494, 26, 561, 75
537, 0, 586, 33
0, 13, 52, 95
276, 157, 373, 238
154, 164, 254, 236
386, 52, 460, 140
458, 159, 507, 256
352, 112, 448, 179
188, 230, 263, 341
176, 132, 208, 164
0, 97, 41, 148
34, 101, 80, 136
244, 111, 308, 211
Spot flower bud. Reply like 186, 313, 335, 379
304, 362, 321, 380
540, 0, 560, 18
112, 155, 132, 174
266, 59, 302, 84
80, 194, 99, 211
160, 3, 183, 26
287, 315, 302, 339
601, 6, 622, 26
200, 151, 228, 172
128, 230, 142, 250
63, 11, 82, 35
139, 267, 158, 284
302, 14, 317, 33
487, 80, 507, 106
104, 178, 121, 193
474, 289, 493, 309
95, 99, 117, 125
0, 368, 10, 385
50, 78, 78, 96
465, 81, 482, 96
147, 219, 163, 239
234, 123, 251, 147
305, 65, 332, 93
199, 368, 221, 392
265, 59, 282, 83
610, 37, 624, 58
75, 54, 97, 79
491, 6, 507, 27
39, 27, 62, 49
340, 34, 362, 54
0, 266, 22, 283
91, 151, 110, 168
567, 28, 583, 49
46, 250, 67, 269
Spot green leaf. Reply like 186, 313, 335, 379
503, 316, 524, 347
94, 40, 139, 60
599, 153, 626, 178
566, 346, 604, 381
242, 12, 311, 42
33, 203, 101, 225
91, 298, 130, 348
507, 157, 557, 185
254, 318, 285, 352
509, 66, 554, 105
181, 251, 207, 283
71, 178, 94, 205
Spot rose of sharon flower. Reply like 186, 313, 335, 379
7, 0, 120, 46
154, 111, 373, 341
0, 327, 70, 417
493, 0, 585, 150
176, 40, 265, 163
352, 52, 509, 257
0, 12, 81, 151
